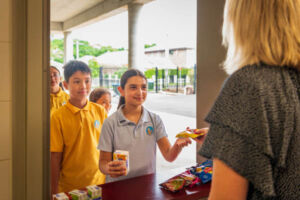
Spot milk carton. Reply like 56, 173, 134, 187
52, 192, 70, 200
86, 185, 102, 200
68, 190, 88, 200
113, 150, 130, 174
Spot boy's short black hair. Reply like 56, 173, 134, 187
63, 60, 91, 82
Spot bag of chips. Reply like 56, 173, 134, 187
159, 176, 186, 192
189, 160, 213, 184
178, 172, 197, 187
160, 160, 213, 192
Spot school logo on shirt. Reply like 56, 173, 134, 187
146, 126, 154, 136
94, 120, 100, 128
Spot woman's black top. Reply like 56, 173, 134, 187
199, 64, 300, 199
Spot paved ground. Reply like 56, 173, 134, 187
110, 92, 197, 173
144, 92, 196, 118
111, 91, 196, 117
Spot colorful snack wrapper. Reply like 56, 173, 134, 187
192, 160, 213, 183
160, 176, 186, 192
52, 192, 70, 200
160, 160, 213, 192
176, 128, 206, 139
198, 171, 212, 183
179, 172, 197, 186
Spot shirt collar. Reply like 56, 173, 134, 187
117, 105, 151, 126
50, 87, 63, 97
65, 100, 90, 114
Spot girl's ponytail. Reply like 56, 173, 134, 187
117, 96, 125, 109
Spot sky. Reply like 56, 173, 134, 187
52, 0, 196, 49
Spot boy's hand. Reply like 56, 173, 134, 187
107, 160, 127, 178
174, 137, 192, 149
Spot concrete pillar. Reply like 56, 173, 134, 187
63, 31, 73, 64
196, 1, 227, 163
128, 3, 144, 69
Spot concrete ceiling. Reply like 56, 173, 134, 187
51, 0, 105, 22
51, 0, 154, 32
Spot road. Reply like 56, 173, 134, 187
111, 92, 196, 118
145, 92, 196, 118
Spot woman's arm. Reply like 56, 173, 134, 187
157, 137, 191, 162
209, 158, 249, 200
191, 127, 209, 144
99, 151, 127, 178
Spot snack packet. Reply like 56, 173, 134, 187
160, 160, 213, 193
193, 160, 213, 184
178, 172, 197, 187
176, 128, 206, 139
160, 176, 186, 192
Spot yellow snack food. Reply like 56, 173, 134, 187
175, 129, 206, 139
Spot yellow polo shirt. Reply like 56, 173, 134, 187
51, 100, 107, 192
50, 88, 69, 116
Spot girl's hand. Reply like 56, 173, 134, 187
192, 127, 209, 144
175, 137, 192, 149
107, 160, 127, 178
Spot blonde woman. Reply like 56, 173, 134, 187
199, 0, 300, 199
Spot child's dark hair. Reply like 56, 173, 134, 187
89, 88, 111, 103
63, 60, 91, 82
118, 69, 147, 109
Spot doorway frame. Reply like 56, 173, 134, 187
12, 0, 50, 199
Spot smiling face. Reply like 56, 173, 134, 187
96, 93, 111, 112
50, 67, 61, 93
119, 75, 147, 108
63, 71, 91, 102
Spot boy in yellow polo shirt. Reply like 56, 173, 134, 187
50, 66, 69, 116
51, 60, 107, 195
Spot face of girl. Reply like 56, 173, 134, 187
96, 93, 111, 113
50, 67, 61, 88
120, 75, 147, 107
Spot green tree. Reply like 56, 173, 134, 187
144, 43, 156, 49
50, 38, 126, 64
50, 39, 64, 63
114, 67, 128, 78
88, 59, 100, 78
73, 39, 124, 58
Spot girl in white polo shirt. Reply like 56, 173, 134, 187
98, 69, 191, 182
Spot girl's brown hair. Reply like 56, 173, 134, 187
89, 88, 111, 103
117, 69, 147, 109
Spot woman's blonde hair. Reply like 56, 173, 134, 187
222, 0, 300, 74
